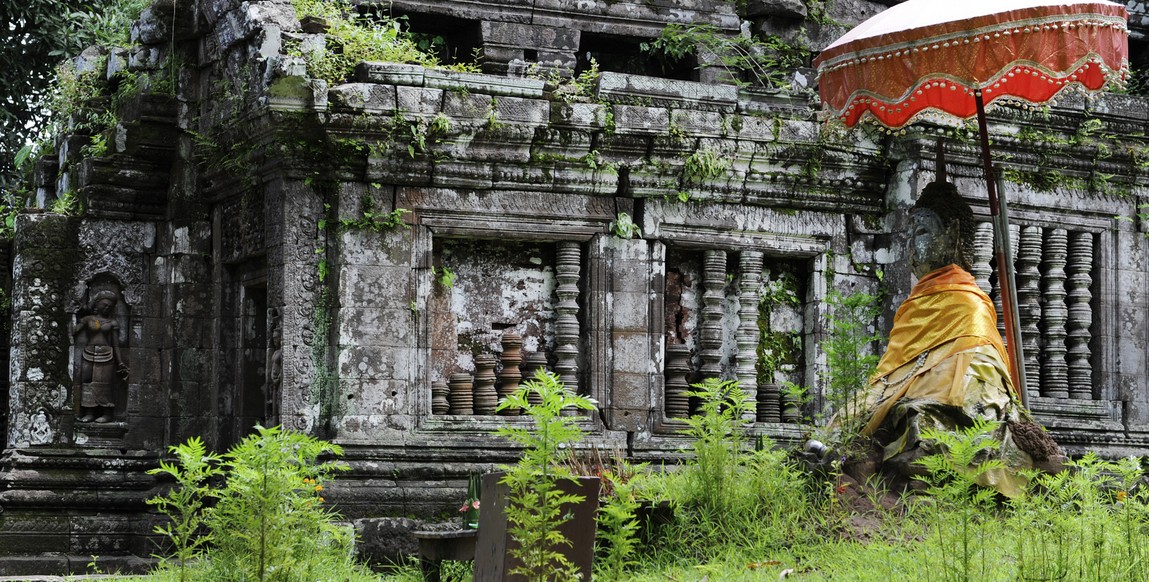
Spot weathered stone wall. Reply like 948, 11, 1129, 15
4, 0, 1149, 572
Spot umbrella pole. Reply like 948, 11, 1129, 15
975, 90, 1029, 408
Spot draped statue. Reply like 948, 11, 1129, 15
857, 181, 1061, 497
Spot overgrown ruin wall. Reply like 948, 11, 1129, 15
3, 0, 1149, 572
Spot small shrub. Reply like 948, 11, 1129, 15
680, 377, 752, 519
495, 370, 597, 582
610, 211, 642, 239
289, 0, 442, 85
147, 436, 222, 581
148, 426, 373, 582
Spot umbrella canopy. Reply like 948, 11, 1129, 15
814, 0, 1130, 405
815, 0, 1129, 129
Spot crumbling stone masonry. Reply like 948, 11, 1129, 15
3, 0, 1149, 572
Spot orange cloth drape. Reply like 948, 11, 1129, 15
874, 264, 1009, 382
861, 265, 1013, 435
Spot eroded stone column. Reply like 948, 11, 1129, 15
971, 222, 994, 296
1017, 225, 1043, 400
737, 250, 763, 421
1067, 231, 1095, 400
664, 343, 691, 419
1041, 228, 1069, 399
700, 250, 727, 381
554, 241, 581, 391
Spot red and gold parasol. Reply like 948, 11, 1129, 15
816, 0, 1128, 129
814, 0, 1130, 405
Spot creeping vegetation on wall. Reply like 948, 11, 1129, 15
339, 194, 411, 232
1002, 114, 1146, 198
641, 24, 810, 89
757, 270, 802, 387
1115, 203, 1149, 237
49, 190, 81, 216
676, 148, 732, 201
289, 0, 478, 86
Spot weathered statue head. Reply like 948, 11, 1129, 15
91, 290, 118, 315
908, 181, 975, 278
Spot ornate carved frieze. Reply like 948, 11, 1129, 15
220, 192, 267, 263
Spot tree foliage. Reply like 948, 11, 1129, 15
0, 0, 148, 198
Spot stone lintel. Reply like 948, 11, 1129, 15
479, 20, 580, 51
598, 72, 739, 113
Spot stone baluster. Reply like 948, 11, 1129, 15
447, 373, 474, 415
993, 224, 1022, 342
522, 351, 549, 406
1017, 225, 1043, 400
664, 343, 692, 419
971, 222, 995, 296
554, 242, 581, 392
1010, 223, 1021, 260
431, 380, 450, 415
1040, 228, 1069, 399
737, 250, 764, 422
498, 330, 523, 415
473, 354, 498, 415
990, 264, 1005, 341
699, 250, 727, 382
992, 222, 1020, 342
1066, 231, 1095, 400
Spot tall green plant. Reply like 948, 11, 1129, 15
822, 289, 881, 430
681, 377, 752, 519
1110, 456, 1149, 581
915, 418, 1004, 582
495, 370, 596, 582
147, 427, 373, 581
595, 470, 641, 580
206, 425, 353, 581
147, 436, 222, 581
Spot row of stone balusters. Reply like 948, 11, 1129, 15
971, 223, 1095, 401
431, 331, 550, 415
664, 249, 802, 424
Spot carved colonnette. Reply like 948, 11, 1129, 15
640, 199, 851, 444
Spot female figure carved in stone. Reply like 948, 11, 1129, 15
73, 290, 127, 423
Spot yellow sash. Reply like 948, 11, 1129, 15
862, 265, 1016, 436
874, 264, 1008, 383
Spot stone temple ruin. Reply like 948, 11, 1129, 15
3, 0, 1149, 572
